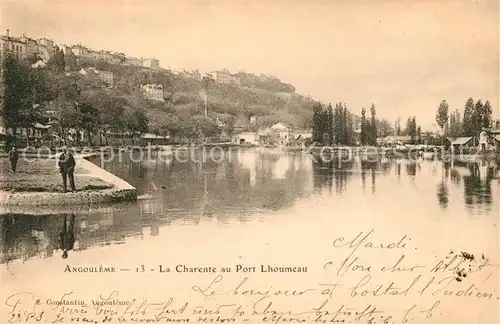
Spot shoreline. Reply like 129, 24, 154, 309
0, 155, 137, 212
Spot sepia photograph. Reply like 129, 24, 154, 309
0, 1, 498, 323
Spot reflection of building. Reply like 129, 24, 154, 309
272, 155, 291, 179
139, 199, 165, 236
237, 151, 257, 186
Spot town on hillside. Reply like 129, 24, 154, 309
0, 29, 499, 156
0, 30, 319, 150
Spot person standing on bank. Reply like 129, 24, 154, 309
58, 147, 76, 193
8, 147, 19, 173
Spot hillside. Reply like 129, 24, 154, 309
80, 58, 315, 135
1, 51, 317, 145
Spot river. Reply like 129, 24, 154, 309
0, 149, 498, 263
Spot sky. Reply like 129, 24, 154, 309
1, 0, 499, 130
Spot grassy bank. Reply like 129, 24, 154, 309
0, 158, 113, 193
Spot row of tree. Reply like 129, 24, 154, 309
312, 102, 395, 146
435, 98, 493, 138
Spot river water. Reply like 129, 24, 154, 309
1, 149, 498, 322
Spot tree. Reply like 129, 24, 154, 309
360, 107, 367, 145
449, 109, 462, 137
409, 117, 417, 144
187, 115, 218, 139
395, 117, 401, 136
325, 103, 333, 145
342, 105, 349, 145
435, 100, 449, 141
462, 98, 475, 136
345, 110, 355, 145
122, 105, 148, 144
64, 49, 79, 71
472, 100, 484, 135
312, 102, 323, 144
76, 98, 100, 146
404, 117, 417, 143
47, 46, 66, 72
417, 126, 422, 144
482, 101, 493, 129
1, 54, 34, 134
378, 119, 393, 137
369, 103, 377, 145
333, 103, 341, 145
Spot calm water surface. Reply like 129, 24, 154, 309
1, 149, 498, 264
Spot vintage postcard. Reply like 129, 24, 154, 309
0, 1, 499, 323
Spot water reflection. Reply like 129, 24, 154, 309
0, 150, 497, 264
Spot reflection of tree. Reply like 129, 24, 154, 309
436, 181, 449, 208
0, 210, 144, 264
312, 160, 333, 194
372, 170, 376, 194
1, 214, 62, 264
360, 160, 377, 194
406, 162, 417, 176
332, 161, 352, 195
361, 168, 366, 190
463, 163, 493, 206
450, 169, 461, 185
443, 161, 451, 178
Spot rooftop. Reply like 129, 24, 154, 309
446, 137, 474, 145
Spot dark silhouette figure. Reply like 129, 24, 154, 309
59, 214, 76, 259
8, 147, 19, 172
58, 148, 76, 192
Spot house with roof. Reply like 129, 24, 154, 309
271, 122, 292, 145
481, 121, 500, 153
257, 127, 273, 144
380, 136, 412, 146
445, 137, 476, 153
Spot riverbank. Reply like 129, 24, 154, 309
0, 156, 137, 210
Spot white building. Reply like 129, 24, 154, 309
97, 70, 114, 87
271, 122, 292, 145
232, 132, 258, 145
142, 58, 160, 69
125, 56, 142, 67
141, 84, 164, 101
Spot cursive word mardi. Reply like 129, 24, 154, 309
333, 229, 410, 259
